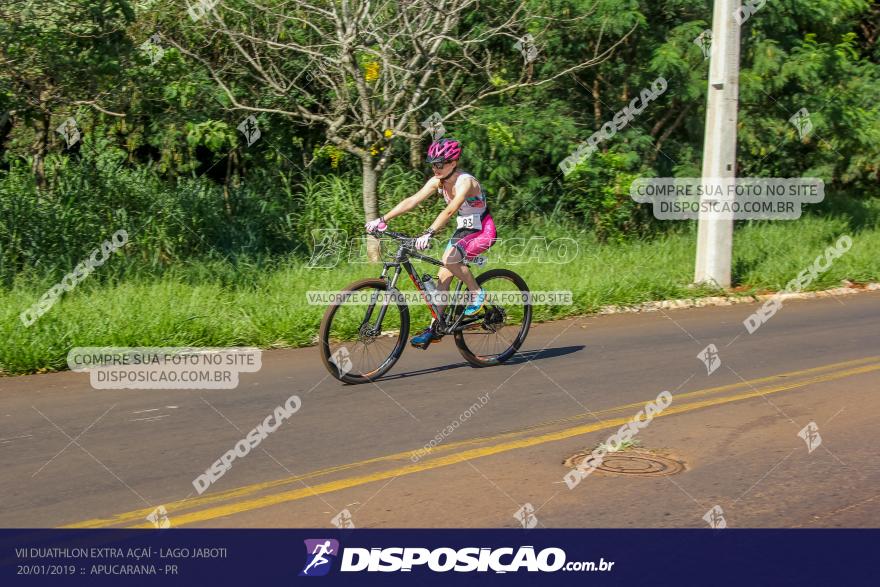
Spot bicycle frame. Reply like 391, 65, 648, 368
367, 233, 485, 336
321, 230, 529, 383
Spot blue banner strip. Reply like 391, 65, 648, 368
2, 529, 873, 586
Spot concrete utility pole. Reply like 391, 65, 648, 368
694, 0, 742, 288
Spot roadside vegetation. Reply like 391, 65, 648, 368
3, 202, 878, 375
1, 0, 879, 374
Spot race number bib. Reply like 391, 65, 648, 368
456, 214, 482, 230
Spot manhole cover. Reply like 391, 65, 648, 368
565, 450, 684, 477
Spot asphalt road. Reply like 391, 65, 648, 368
1, 291, 878, 529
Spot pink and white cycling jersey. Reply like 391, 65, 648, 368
437, 172, 488, 217
439, 172, 495, 259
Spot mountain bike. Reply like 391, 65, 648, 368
318, 229, 532, 384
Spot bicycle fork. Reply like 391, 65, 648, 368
360, 265, 402, 336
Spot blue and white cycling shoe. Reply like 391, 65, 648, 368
463, 288, 486, 316
410, 326, 443, 349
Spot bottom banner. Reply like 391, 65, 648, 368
1, 529, 872, 586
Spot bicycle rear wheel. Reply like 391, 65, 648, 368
453, 268, 531, 367
319, 279, 410, 384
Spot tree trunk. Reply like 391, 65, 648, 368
648, 105, 691, 164
31, 111, 49, 190
223, 149, 238, 217
362, 158, 382, 262
409, 118, 421, 169
0, 111, 12, 164
592, 76, 602, 126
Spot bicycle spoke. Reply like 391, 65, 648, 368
322, 282, 407, 381
455, 272, 530, 364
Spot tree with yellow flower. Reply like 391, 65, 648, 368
178, 0, 631, 260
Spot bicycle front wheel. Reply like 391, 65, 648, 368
318, 279, 410, 384
453, 268, 532, 367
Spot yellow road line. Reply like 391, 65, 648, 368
66, 355, 879, 529
66, 357, 880, 529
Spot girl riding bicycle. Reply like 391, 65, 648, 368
364, 138, 496, 348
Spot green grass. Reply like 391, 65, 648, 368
2, 215, 879, 375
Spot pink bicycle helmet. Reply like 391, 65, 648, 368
426, 138, 462, 163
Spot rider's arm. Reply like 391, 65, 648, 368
381, 178, 440, 221
428, 176, 474, 233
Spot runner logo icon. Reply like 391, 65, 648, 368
300, 539, 340, 576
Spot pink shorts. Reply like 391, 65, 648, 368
446, 214, 496, 259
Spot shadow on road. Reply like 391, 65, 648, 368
375, 345, 586, 382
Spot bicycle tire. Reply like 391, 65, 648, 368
318, 278, 410, 384
453, 268, 531, 367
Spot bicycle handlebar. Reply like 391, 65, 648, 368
366, 228, 441, 255
367, 228, 416, 241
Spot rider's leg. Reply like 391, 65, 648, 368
410, 248, 473, 349
411, 223, 493, 348
409, 255, 459, 348
432, 247, 479, 319
435, 265, 454, 319
437, 265, 455, 290
442, 245, 485, 315
449, 218, 496, 315
442, 245, 479, 290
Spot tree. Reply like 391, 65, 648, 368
165, 0, 633, 258
0, 0, 134, 187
